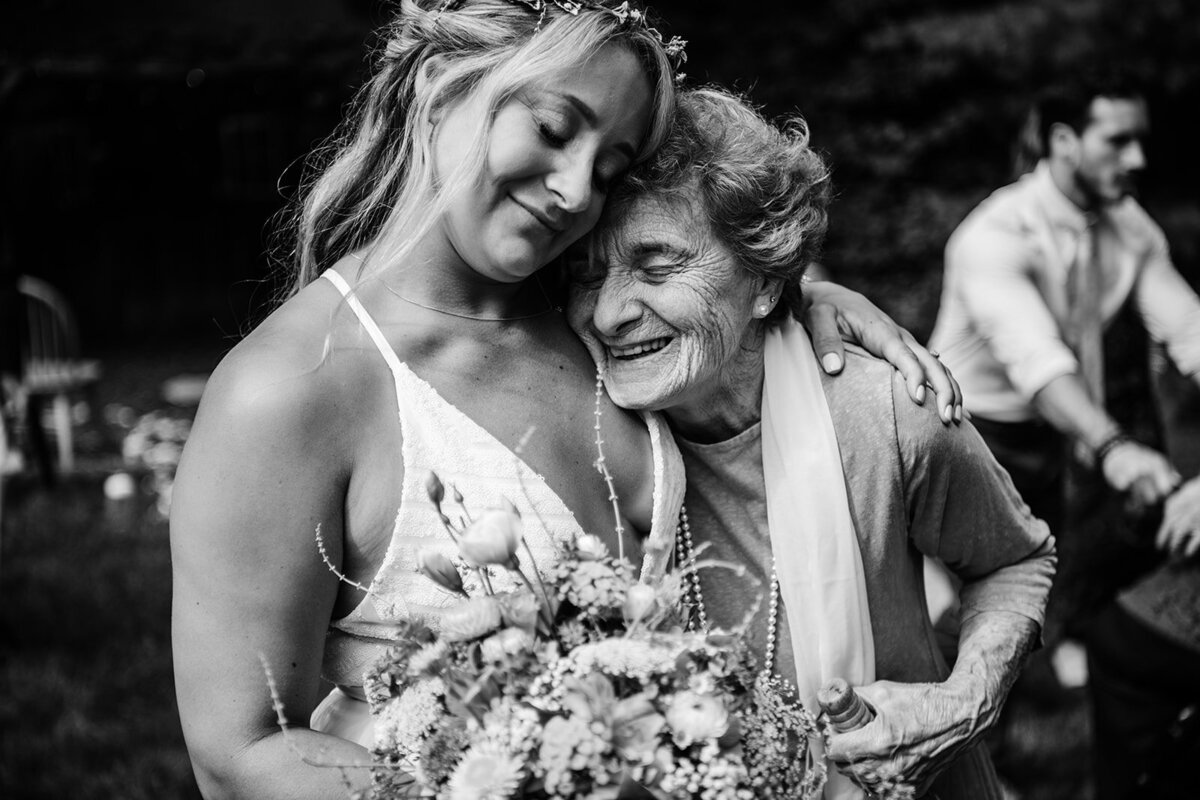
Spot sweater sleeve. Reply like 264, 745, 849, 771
893, 370, 1057, 628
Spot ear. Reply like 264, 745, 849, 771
1048, 121, 1081, 165
751, 277, 785, 319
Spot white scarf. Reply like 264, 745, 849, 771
761, 318, 876, 800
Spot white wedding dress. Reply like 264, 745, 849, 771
310, 269, 686, 747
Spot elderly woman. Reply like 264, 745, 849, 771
567, 87, 1057, 799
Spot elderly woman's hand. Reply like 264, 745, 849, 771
801, 281, 963, 424
824, 678, 990, 797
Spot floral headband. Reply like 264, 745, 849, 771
438, 0, 688, 81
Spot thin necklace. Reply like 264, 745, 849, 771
348, 252, 562, 322
384, 284, 561, 322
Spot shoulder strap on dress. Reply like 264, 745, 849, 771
321, 268, 406, 378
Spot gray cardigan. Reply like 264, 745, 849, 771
678, 347, 1056, 799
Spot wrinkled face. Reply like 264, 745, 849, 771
1074, 96, 1149, 204
567, 193, 763, 411
433, 44, 652, 283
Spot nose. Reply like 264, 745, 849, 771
1124, 140, 1147, 172
590, 275, 642, 337
545, 151, 594, 215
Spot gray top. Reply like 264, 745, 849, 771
676, 421, 797, 685
675, 347, 1056, 800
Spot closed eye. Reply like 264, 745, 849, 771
538, 122, 570, 148
637, 262, 681, 284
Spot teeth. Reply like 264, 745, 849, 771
610, 338, 670, 359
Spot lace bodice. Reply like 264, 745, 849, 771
318, 270, 685, 687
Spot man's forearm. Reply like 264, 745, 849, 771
1034, 373, 1180, 500
1032, 373, 1120, 451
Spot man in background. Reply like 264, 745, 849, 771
928, 75, 1200, 798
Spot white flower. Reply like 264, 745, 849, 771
459, 510, 523, 568
441, 596, 503, 642
374, 677, 446, 755
496, 589, 541, 634
480, 627, 533, 662
406, 640, 449, 677
567, 638, 682, 679
612, 694, 666, 765
446, 741, 524, 800
574, 533, 609, 561
665, 691, 730, 747
622, 583, 657, 623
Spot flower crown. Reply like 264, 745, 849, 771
439, 0, 688, 81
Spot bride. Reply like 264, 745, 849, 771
169, 2, 958, 798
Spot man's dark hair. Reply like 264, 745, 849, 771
1012, 71, 1145, 177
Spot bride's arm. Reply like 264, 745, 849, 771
801, 280, 963, 424
170, 343, 371, 800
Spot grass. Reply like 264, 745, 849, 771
1, 472, 203, 799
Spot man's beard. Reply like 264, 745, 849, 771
1075, 169, 1138, 207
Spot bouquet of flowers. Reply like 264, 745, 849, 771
358, 473, 826, 800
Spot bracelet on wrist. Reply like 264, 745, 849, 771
1093, 430, 1136, 464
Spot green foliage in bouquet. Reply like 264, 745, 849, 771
357, 472, 825, 800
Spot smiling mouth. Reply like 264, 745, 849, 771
608, 337, 671, 360
511, 196, 566, 234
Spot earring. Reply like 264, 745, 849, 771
757, 303, 770, 317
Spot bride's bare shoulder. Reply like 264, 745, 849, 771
197, 278, 375, 439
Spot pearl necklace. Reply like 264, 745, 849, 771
675, 503, 783, 674
590, 366, 783, 673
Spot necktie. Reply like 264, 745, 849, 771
1067, 217, 1104, 405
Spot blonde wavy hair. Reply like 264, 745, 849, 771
279, 0, 678, 300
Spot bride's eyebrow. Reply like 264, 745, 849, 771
554, 91, 637, 162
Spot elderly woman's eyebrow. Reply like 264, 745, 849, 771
630, 241, 695, 262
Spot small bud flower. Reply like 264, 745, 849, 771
416, 548, 464, 595
622, 583, 658, 623
574, 534, 609, 561
424, 472, 445, 505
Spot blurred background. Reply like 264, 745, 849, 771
2, 0, 1198, 798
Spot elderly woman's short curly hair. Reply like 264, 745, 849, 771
608, 85, 832, 326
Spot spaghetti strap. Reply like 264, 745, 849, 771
321, 269, 406, 378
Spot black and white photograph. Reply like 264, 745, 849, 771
3, 2, 1198, 798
